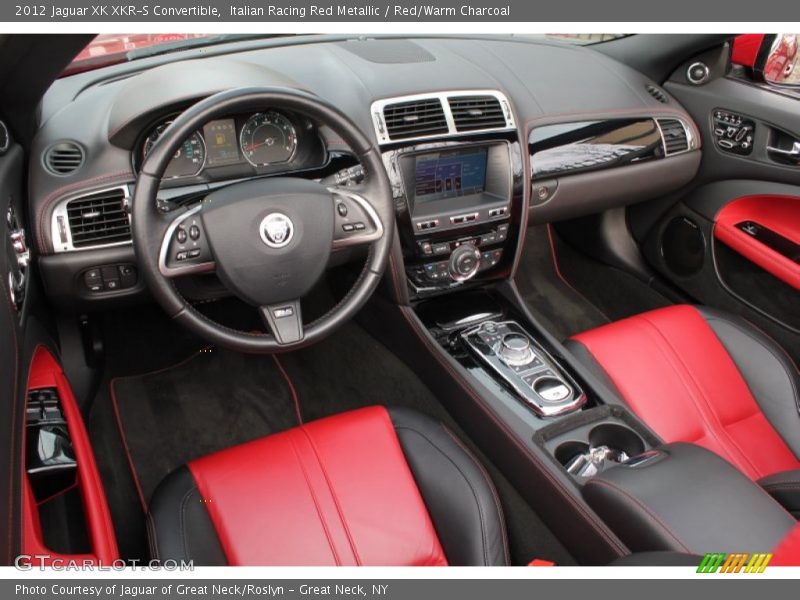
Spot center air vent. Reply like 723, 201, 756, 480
657, 119, 691, 155
44, 142, 85, 175
382, 98, 449, 141
65, 187, 130, 248
372, 90, 515, 144
448, 95, 507, 132
646, 85, 669, 104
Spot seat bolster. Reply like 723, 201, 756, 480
147, 466, 227, 565
696, 307, 800, 457
759, 470, 800, 519
389, 408, 509, 566
564, 338, 625, 400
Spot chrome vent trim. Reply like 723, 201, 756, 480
383, 98, 449, 141
51, 185, 132, 253
448, 95, 508, 132
656, 118, 695, 156
371, 90, 515, 145
43, 142, 85, 175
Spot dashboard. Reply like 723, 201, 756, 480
134, 109, 327, 185
29, 34, 703, 309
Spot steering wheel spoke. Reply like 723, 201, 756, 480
330, 186, 385, 250
259, 300, 304, 345
158, 204, 216, 278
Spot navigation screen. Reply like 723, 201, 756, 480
203, 119, 240, 166
414, 149, 488, 203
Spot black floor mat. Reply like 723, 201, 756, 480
516, 225, 671, 339
111, 347, 299, 507
104, 315, 574, 565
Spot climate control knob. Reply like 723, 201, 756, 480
448, 243, 481, 281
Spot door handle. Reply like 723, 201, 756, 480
766, 141, 800, 161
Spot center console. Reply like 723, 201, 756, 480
386, 139, 522, 296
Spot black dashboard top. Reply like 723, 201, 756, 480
31, 35, 700, 256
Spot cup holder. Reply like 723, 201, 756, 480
588, 424, 645, 458
553, 423, 647, 478
554, 441, 590, 467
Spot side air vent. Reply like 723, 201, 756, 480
382, 98, 449, 141
657, 119, 691, 155
65, 187, 130, 248
646, 85, 669, 104
448, 95, 507, 132
44, 142, 85, 175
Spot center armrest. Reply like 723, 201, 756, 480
582, 442, 795, 555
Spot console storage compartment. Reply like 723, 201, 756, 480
582, 443, 796, 555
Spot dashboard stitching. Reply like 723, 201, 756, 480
36, 170, 134, 254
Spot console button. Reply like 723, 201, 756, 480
432, 243, 450, 255
418, 241, 433, 255
342, 223, 355, 232
480, 231, 498, 245
497, 224, 510, 241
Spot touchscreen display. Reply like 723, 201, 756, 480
203, 119, 240, 166
414, 148, 488, 203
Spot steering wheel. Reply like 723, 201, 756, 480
132, 87, 394, 353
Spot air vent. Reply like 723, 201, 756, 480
65, 188, 130, 248
448, 95, 507, 132
44, 142, 84, 175
0, 121, 9, 154
382, 98, 449, 141
658, 119, 690, 155
646, 85, 669, 104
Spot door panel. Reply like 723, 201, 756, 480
633, 43, 800, 360
0, 142, 25, 564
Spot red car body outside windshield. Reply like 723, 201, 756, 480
64, 34, 211, 76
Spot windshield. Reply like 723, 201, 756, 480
63, 34, 274, 76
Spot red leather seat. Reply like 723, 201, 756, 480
567, 305, 800, 481
147, 406, 509, 566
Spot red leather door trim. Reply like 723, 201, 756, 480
571, 306, 800, 480
188, 406, 447, 566
714, 195, 800, 290
22, 347, 118, 565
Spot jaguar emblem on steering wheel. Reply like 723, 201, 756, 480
259, 212, 294, 249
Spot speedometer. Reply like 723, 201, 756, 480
142, 121, 206, 179
239, 112, 297, 167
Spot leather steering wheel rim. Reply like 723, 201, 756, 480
132, 87, 394, 353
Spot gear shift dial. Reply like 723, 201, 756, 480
461, 320, 586, 417
499, 333, 535, 366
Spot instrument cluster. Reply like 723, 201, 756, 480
135, 110, 326, 183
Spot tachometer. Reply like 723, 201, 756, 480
142, 121, 206, 179
239, 112, 297, 167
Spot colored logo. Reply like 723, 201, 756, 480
697, 552, 772, 573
